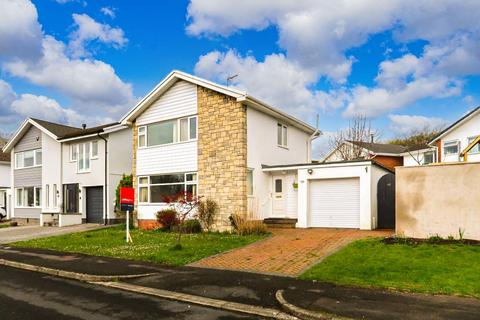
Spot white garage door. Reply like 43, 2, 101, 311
309, 178, 360, 228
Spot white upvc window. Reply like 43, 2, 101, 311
277, 123, 288, 148
138, 172, 198, 204
138, 115, 198, 148
45, 184, 50, 208
15, 187, 41, 208
71, 141, 98, 172
14, 149, 42, 169
467, 136, 480, 154
247, 169, 254, 196
443, 140, 459, 156
53, 184, 58, 208
423, 151, 435, 165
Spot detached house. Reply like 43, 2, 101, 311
3, 118, 131, 226
122, 71, 393, 231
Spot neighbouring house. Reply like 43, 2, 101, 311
400, 144, 436, 166
324, 140, 405, 170
0, 137, 11, 219
397, 106, 480, 240
2, 118, 132, 226
428, 106, 480, 163
121, 70, 394, 231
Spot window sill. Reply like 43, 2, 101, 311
277, 145, 289, 150
14, 165, 42, 170
15, 206, 41, 209
77, 170, 92, 174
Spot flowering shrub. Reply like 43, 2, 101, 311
156, 209, 178, 231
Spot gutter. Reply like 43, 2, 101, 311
97, 132, 108, 225
307, 115, 321, 162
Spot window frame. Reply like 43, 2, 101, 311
138, 172, 198, 204
277, 123, 288, 148
467, 136, 480, 154
91, 140, 99, 159
14, 149, 42, 169
15, 186, 42, 208
443, 140, 460, 156
423, 151, 435, 165
71, 141, 98, 173
137, 115, 198, 149
247, 169, 254, 196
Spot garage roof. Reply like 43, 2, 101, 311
262, 159, 394, 173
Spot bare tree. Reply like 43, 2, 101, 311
328, 116, 380, 161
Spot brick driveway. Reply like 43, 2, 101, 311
190, 228, 393, 276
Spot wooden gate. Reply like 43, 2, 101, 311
377, 173, 395, 229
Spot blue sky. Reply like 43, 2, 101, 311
1, 0, 479, 156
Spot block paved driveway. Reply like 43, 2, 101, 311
191, 228, 393, 276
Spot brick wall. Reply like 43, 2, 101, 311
197, 86, 248, 231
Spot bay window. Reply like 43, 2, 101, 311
138, 172, 198, 203
14, 149, 42, 169
138, 115, 197, 148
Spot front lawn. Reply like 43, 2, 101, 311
300, 238, 480, 298
11, 226, 267, 266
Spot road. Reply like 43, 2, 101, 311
0, 266, 264, 320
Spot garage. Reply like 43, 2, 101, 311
86, 187, 104, 224
309, 178, 360, 228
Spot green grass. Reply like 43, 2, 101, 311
0, 224, 9, 229
300, 238, 480, 298
11, 226, 267, 266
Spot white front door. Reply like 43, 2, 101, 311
272, 177, 285, 217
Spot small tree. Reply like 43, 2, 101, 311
388, 129, 441, 165
328, 116, 380, 161
164, 192, 201, 249
197, 198, 219, 232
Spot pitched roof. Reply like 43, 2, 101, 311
121, 70, 318, 134
347, 140, 406, 155
429, 106, 480, 144
58, 122, 119, 140
30, 118, 83, 138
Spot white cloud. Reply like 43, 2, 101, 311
101, 7, 116, 19
0, 0, 43, 60
388, 114, 448, 135
195, 50, 345, 118
188, 0, 480, 117
312, 130, 335, 160
4, 36, 135, 116
69, 13, 127, 58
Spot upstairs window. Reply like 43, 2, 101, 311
277, 123, 288, 147
138, 116, 197, 148
443, 140, 459, 155
70, 141, 98, 172
15, 149, 42, 169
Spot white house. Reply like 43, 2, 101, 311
3, 118, 132, 226
429, 106, 480, 163
121, 70, 392, 230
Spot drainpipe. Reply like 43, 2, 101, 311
307, 114, 322, 162
97, 132, 108, 225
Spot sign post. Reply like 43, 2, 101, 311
120, 187, 135, 243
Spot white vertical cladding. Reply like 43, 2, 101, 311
370, 165, 390, 229
41, 132, 62, 214
297, 163, 374, 230
247, 108, 310, 219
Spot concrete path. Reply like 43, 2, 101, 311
0, 224, 108, 244
191, 228, 393, 276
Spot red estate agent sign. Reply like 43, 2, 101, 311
120, 187, 135, 205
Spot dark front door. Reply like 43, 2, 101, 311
86, 187, 104, 224
63, 184, 79, 213
377, 173, 395, 229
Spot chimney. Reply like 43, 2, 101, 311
82, 123, 87, 130
370, 133, 374, 143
